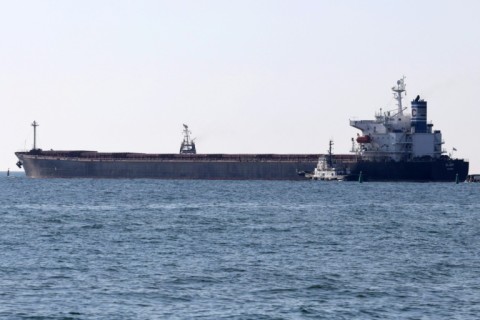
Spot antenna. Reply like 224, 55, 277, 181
327, 140, 334, 167
182, 124, 191, 145
31, 121, 39, 150
391, 76, 406, 115
328, 140, 333, 155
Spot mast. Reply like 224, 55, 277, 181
179, 124, 196, 154
31, 121, 39, 150
327, 140, 333, 167
391, 76, 406, 115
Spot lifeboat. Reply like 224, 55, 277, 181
356, 135, 371, 144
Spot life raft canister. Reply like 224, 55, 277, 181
356, 135, 371, 143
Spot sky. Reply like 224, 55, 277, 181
1, 0, 480, 173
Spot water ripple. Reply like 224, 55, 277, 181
1, 177, 480, 318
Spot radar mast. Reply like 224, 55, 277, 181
391, 76, 406, 115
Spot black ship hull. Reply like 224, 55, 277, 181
16, 151, 468, 181
15, 151, 319, 180
342, 158, 469, 182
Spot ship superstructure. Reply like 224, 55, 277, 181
350, 77, 443, 162
336, 77, 468, 181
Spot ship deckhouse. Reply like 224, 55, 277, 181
350, 77, 444, 161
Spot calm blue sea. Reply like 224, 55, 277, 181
1, 173, 479, 319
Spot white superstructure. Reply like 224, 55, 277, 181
350, 77, 444, 162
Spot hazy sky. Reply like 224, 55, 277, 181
2, 0, 480, 173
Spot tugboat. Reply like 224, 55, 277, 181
311, 140, 347, 181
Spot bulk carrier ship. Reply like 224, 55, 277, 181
15, 78, 468, 181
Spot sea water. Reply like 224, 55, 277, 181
1, 173, 479, 319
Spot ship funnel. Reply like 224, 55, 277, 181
411, 97, 427, 133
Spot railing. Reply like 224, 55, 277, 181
21, 151, 328, 163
